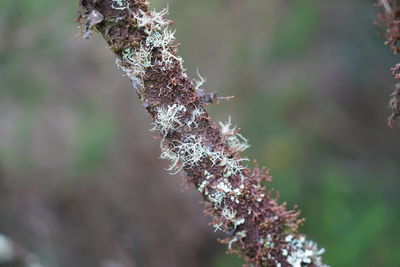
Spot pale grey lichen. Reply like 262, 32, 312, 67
219, 118, 250, 153
208, 178, 243, 207
194, 69, 206, 91
213, 222, 224, 232
146, 27, 183, 67
121, 46, 153, 77
260, 234, 275, 249
151, 104, 187, 135
187, 107, 204, 128
159, 45, 183, 68
116, 6, 183, 81
198, 179, 209, 193
284, 235, 328, 267
222, 206, 237, 220
208, 190, 226, 206
111, 0, 127, 10
228, 230, 247, 250
115, 6, 184, 81
160, 135, 208, 174
146, 28, 175, 48
218, 153, 248, 177
156, 115, 248, 177
133, 8, 170, 34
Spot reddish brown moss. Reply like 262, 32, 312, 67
377, 0, 400, 127
78, 1, 326, 266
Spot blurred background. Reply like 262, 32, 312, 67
0, 0, 399, 266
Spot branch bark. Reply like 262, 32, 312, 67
77, 1, 327, 266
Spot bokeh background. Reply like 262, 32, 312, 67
0, 0, 399, 266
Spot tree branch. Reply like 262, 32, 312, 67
77, 1, 327, 266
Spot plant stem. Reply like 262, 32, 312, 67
77, 1, 327, 266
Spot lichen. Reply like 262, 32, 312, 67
121, 46, 153, 77
284, 235, 327, 267
78, 1, 327, 266
219, 118, 250, 153
133, 8, 171, 34
151, 104, 186, 135
111, 0, 127, 10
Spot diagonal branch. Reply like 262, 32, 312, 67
77, 1, 327, 266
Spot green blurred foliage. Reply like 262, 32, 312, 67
269, 0, 318, 58
71, 109, 116, 176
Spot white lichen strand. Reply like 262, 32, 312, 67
151, 104, 204, 136
153, 107, 249, 226
155, 109, 248, 178
198, 170, 213, 193
222, 206, 237, 220
208, 179, 243, 208
160, 45, 183, 68
198, 180, 209, 193
116, 6, 183, 79
187, 107, 204, 128
151, 104, 187, 135
219, 117, 236, 135
219, 118, 250, 152
194, 69, 206, 91
146, 27, 175, 48
233, 217, 245, 228
160, 135, 208, 174
208, 189, 226, 206
158, 131, 248, 222
134, 8, 170, 33
213, 223, 223, 232
284, 235, 328, 267
216, 180, 233, 194
121, 46, 152, 77
145, 27, 183, 68
218, 153, 248, 177
111, 0, 127, 10
228, 230, 247, 250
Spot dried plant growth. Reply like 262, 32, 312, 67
377, 0, 400, 127
77, 1, 327, 266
